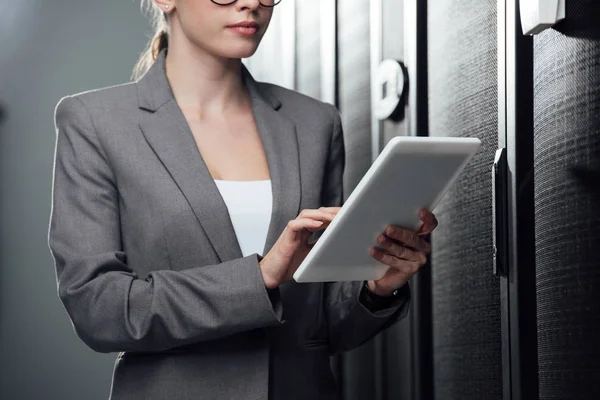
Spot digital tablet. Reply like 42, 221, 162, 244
293, 136, 482, 283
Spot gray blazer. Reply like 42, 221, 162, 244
48, 48, 410, 400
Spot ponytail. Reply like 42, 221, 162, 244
131, 0, 170, 81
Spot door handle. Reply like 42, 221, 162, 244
492, 148, 508, 277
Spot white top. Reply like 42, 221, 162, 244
213, 179, 272, 257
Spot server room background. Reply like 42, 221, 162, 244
1, 0, 599, 399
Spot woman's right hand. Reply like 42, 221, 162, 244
259, 207, 341, 289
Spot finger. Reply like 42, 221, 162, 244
319, 206, 342, 215
385, 225, 424, 250
376, 234, 427, 264
288, 218, 324, 233
417, 223, 434, 236
417, 227, 431, 237
298, 209, 337, 221
370, 248, 421, 274
385, 225, 430, 254
418, 209, 438, 235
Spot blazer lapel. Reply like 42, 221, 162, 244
247, 76, 301, 257
136, 48, 300, 263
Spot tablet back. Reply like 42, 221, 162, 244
293, 136, 481, 282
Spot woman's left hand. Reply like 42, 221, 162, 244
367, 208, 439, 296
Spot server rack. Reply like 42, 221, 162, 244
427, 1, 504, 399
296, 1, 600, 399
531, 2, 600, 399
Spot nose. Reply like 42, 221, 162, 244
234, 0, 261, 12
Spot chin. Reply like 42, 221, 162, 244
217, 42, 260, 60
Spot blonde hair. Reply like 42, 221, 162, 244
131, 0, 170, 81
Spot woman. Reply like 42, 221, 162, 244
48, 0, 438, 399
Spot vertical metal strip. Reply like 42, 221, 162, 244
498, 0, 507, 144
405, 2, 433, 400
505, 0, 537, 399
404, 0, 417, 137
404, 0, 428, 139
320, 0, 337, 105
407, 3, 419, 396
497, 1, 512, 400
370, 0, 383, 161
499, 0, 538, 399
280, 0, 296, 90
369, 4, 384, 399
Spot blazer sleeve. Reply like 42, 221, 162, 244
320, 104, 411, 357
48, 96, 285, 354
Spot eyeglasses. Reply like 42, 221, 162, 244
210, 0, 283, 6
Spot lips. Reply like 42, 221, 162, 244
226, 21, 260, 36
227, 21, 259, 29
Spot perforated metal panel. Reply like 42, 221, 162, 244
428, 1, 503, 399
534, 2, 600, 399
295, 0, 321, 99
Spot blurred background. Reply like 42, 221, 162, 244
1, 0, 600, 399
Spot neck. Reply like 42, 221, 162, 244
164, 39, 249, 119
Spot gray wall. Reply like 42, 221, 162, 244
0, 2, 150, 399
0, 2, 287, 399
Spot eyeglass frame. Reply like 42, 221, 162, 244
210, 0, 282, 7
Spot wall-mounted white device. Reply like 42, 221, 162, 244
373, 59, 407, 122
520, 0, 565, 35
